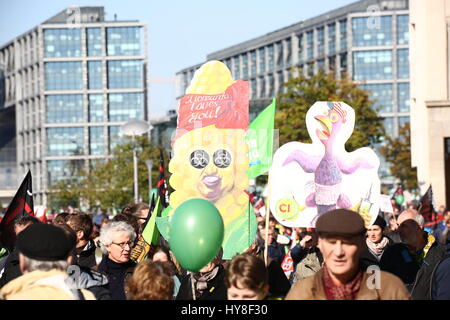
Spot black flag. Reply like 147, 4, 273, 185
417, 185, 436, 226
0, 170, 34, 250
157, 149, 169, 208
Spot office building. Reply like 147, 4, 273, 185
176, 0, 410, 186
0, 6, 148, 205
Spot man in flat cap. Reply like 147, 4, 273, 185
286, 209, 410, 300
0, 224, 95, 300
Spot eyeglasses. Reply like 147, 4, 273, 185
111, 240, 134, 250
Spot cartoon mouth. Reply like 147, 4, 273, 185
202, 176, 221, 188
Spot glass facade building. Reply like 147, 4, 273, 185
176, 0, 409, 185
0, 7, 148, 204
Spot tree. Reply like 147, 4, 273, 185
48, 135, 166, 211
380, 122, 418, 190
275, 68, 384, 151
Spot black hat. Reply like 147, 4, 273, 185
372, 215, 387, 229
316, 209, 366, 237
16, 224, 74, 261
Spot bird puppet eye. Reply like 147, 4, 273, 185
330, 112, 339, 123
213, 149, 232, 168
323, 109, 329, 116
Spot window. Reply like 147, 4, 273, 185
250, 51, 257, 76
47, 160, 84, 186
276, 42, 284, 69
318, 59, 325, 72
353, 50, 392, 80
251, 78, 257, 99
352, 16, 392, 47
107, 27, 142, 56
242, 54, 249, 79
383, 117, 394, 138
268, 45, 274, 72
89, 94, 103, 122
298, 34, 304, 63
259, 76, 266, 98
87, 28, 102, 56
259, 47, 266, 73
44, 28, 81, 58
277, 72, 284, 94
360, 83, 393, 113
88, 61, 102, 89
398, 116, 410, 129
339, 20, 347, 50
47, 127, 84, 156
397, 49, 409, 79
46, 95, 83, 123
328, 24, 336, 54
397, 15, 409, 45
45, 62, 82, 90
233, 56, 240, 79
307, 31, 314, 59
107, 60, 143, 89
317, 27, 325, 57
286, 38, 292, 67
109, 126, 124, 152
89, 127, 104, 155
268, 74, 274, 97
108, 93, 144, 121
398, 83, 410, 112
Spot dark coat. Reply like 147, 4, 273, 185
176, 264, 227, 300
73, 265, 111, 300
0, 248, 21, 288
267, 242, 285, 266
431, 253, 450, 300
380, 237, 447, 299
74, 240, 97, 269
97, 256, 135, 300
266, 257, 291, 298
360, 237, 394, 270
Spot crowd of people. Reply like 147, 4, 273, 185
0, 199, 449, 300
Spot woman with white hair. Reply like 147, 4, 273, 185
97, 221, 136, 300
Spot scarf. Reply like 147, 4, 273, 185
192, 266, 219, 299
366, 236, 390, 258
322, 264, 363, 300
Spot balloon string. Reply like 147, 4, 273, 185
190, 272, 196, 301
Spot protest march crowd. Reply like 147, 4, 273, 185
0, 195, 448, 300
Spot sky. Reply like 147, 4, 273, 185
0, 0, 355, 116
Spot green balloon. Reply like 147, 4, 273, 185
169, 199, 224, 272
395, 195, 405, 205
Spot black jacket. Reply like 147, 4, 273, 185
97, 256, 135, 300
360, 237, 394, 270
380, 236, 447, 300
0, 248, 21, 288
74, 240, 97, 269
176, 264, 227, 300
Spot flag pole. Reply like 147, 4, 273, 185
264, 181, 271, 267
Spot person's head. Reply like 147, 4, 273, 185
367, 215, 386, 244
53, 223, 78, 265
198, 247, 223, 274
397, 209, 425, 249
225, 253, 269, 300
258, 225, 274, 245
316, 209, 366, 284
269, 217, 277, 228
16, 223, 75, 274
99, 221, 136, 263
52, 212, 70, 225
13, 215, 41, 235
112, 213, 140, 235
66, 213, 93, 247
121, 202, 150, 227
152, 246, 171, 263
126, 260, 174, 300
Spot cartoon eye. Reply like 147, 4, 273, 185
323, 109, 329, 116
190, 150, 209, 169
213, 149, 231, 168
330, 112, 339, 123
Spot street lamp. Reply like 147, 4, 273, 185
120, 120, 152, 203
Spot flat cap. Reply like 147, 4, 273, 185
16, 223, 74, 261
316, 209, 366, 237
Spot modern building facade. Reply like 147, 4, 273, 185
410, 0, 450, 207
176, 0, 410, 186
0, 6, 148, 206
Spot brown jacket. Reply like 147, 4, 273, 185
285, 268, 410, 300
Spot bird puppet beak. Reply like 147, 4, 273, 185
314, 115, 332, 140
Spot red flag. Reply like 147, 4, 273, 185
0, 170, 34, 250
157, 149, 169, 208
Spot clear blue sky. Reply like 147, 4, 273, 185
0, 0, 355, 116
